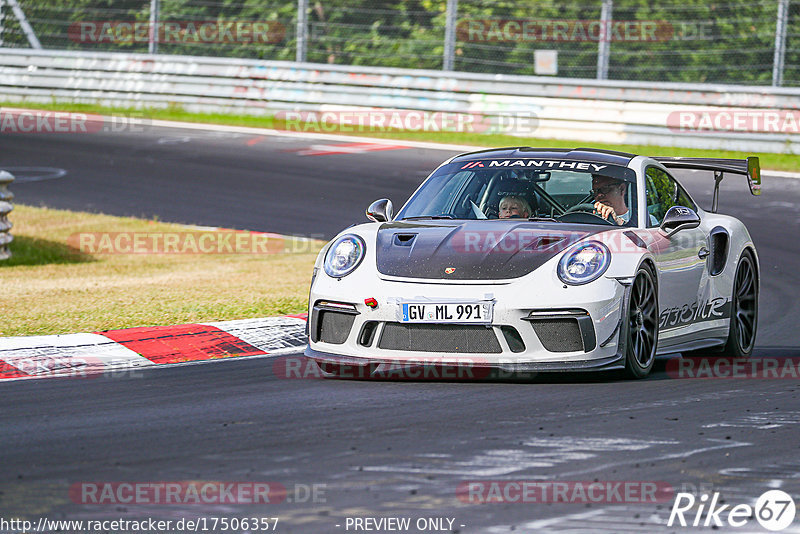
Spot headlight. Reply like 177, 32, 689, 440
324, 234, 366, 278
557, 241, 610, 285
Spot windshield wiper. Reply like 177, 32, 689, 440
402, 215, 455, 220
527, 217, 560, 222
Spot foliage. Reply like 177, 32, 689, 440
1, 0, 797, 84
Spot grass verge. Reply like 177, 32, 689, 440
2, 101, 798, 172
0, 205, 321, 336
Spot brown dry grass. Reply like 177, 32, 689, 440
0, 205, 321, 336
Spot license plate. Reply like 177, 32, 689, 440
400, 302, 493, 324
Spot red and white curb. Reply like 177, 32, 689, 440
0, 315, 308, 381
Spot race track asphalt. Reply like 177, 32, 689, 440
2, 125, 799, 533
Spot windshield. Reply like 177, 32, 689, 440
396, 159, 639, 226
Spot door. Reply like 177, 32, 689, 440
644, 166, 710, 332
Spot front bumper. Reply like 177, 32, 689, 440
305, 347, 625, 374
306, 274, 632, 373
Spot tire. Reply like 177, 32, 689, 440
719, 251, 758, 358
682, 250, 759, 359
624, 266, 659, 379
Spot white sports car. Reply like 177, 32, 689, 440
305, 148, 761, 378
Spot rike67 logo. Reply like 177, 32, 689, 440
668, 490, 796, 531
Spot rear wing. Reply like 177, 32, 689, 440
653, 156, 761, 213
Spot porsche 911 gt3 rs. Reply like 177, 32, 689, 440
305, 148, 761, 378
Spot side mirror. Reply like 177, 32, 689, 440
366, 198, 393, 223
660, 206, 700, 237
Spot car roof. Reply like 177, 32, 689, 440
450, 147, 637, 166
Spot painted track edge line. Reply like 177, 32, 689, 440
147, 118, 480, 152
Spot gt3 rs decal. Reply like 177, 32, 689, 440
659, 297, 731, 330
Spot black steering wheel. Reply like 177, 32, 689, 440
559, 203, 616, 224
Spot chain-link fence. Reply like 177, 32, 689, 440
0, 0, 797, 86
787, 0, 800, 84
0, 0, 297, 60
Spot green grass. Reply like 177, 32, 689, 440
3, 100, 798, 172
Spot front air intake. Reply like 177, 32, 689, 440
311, 301, 359, 345
378, 323, 502, 353
317, 310, 356, 345
530, 319, 584, 352
524, 309, 596, 353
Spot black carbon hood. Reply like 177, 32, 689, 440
376, 221, 604, 280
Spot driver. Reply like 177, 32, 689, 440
499, 195, 532, 219
592, 175, 630, 225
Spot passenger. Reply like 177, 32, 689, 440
499, 195, 532, 219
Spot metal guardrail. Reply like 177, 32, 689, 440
0, 170, 14, 260
0, 48, 799, 154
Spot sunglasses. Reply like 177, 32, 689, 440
591, 184, 622, 196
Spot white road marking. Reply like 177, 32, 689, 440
146, 117, 478, 153
552, 439, 751, 478
291, 142, 411, 156
702, 412, 800, 430
156, 136, 191, 144
362, 437, 680, 477
0, 166, 67, 182
484, 509, 609, 533
523, 437, 678, 451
